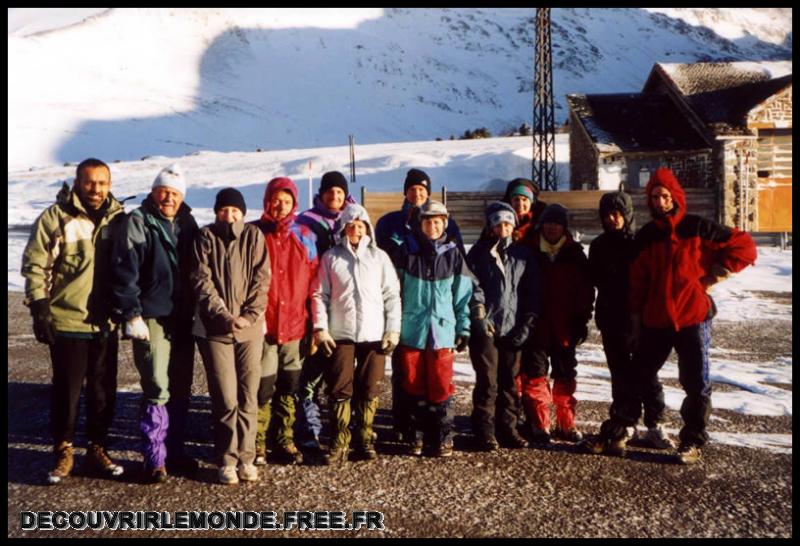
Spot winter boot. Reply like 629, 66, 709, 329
407, 397, 427, 456
428, 398, 454, 457
325, 399, 352, 465
581, 434, 628, 457
552, 377, 578, 437
272, 394, 303, 465
140, 403, 169, 482
84, 442, 124, 478
521, 375, 552, 443
352, 398, 379, 461
254, 401, 271, 466
496, 426, 529, 449
644, 424, 675, 450
47, 441, 74, 485
675, 443, 702, 465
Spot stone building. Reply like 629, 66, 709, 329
568, 62, 792, 231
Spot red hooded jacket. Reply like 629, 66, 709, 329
249, 177, 319, 345
629, 168, 757, 331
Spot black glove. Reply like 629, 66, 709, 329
572, 320, 589, 346
29, 298, 56, 345
455, 335, 470, 353
504, 324, 531, 350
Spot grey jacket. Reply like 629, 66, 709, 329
191, 220, 270, 343
312, 203, 401, 342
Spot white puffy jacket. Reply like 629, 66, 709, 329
313, 204, 401, 342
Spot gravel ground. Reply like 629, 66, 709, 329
6, 292, 792, 538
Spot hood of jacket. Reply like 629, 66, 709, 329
260, 177, 298, 231
599, 190, 635, 235
645, 167, 686, 228
334, 202, 376, 250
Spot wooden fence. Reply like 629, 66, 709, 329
362, 188, 718, 244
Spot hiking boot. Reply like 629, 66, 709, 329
407, 438, 424, 456
352, 444, 378, 461
324, 446, 349, 465
581, 436, 627, 457
47, 441, 74, 485
218, 465, 239, 485
84, 442, 124, 478
675, 443, 702, 465
644, 424, 675, 450
165, 453, 199, 477
433, 441, 454, 458
552, 427, 583, 443
142, 466, 168, 484
273, 443, 304, 465
238, 463, 258, 482
529, 427, 551, 445
475, 435, 500, 452
253, 453, 267, 467
497, 430, 528, 449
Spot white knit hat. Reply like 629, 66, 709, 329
152, 163, 186, 196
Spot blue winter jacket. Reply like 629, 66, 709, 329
392, 230, 472, 350
375, 199, 465, 257
111, 196, 198, 324
466, 236, 542, 338
295, 193, 358, 257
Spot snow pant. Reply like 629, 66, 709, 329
597, 328, 666, 441
325, 341, 385, 451
630, 320, 713, 447
198, 337, 262, 467
468, 325, 521, 440
132, 318, 195, 469
49, 332, 119, 446
397, 345, 455, 446
390, 350, 413, 438
325, 340, 386, 401
257, 338, 303, 449
296, 349, 326, 443
520, 344, 578, 432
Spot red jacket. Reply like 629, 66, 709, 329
527, 230, 594, 348
629, 168, 757, 331
250, 177, 319, 345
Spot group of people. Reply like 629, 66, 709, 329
22, 158, 757, 487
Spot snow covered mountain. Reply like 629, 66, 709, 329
7, 7, 792, 170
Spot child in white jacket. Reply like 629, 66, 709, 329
312, 203, 402, 464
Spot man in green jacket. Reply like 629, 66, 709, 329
21, 158, 127, 485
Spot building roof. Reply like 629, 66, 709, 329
685, 74, 792, 135
657, 61, 792, 96
566, 93, 710, 154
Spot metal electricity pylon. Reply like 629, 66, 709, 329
533, 7, 557, 191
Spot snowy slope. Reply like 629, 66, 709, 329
7, 7, 792, 170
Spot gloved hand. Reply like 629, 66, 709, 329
29, 298, 56, 345
701, 263, 733, 291
381, 331, 400, 354
233, 316, 251, 331
470, 303, 495, 338
313, 329, 337, 357
624, 314, 642, 353
504, 324, 531, 349
455, 335, 470, 353
572, 320, 589, 346
124, 316, 150, 341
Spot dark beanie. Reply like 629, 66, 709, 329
319, 171, 349, 196
214, 187, 247, 215
404, 168, 431, 194
539, 203, 569, 229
